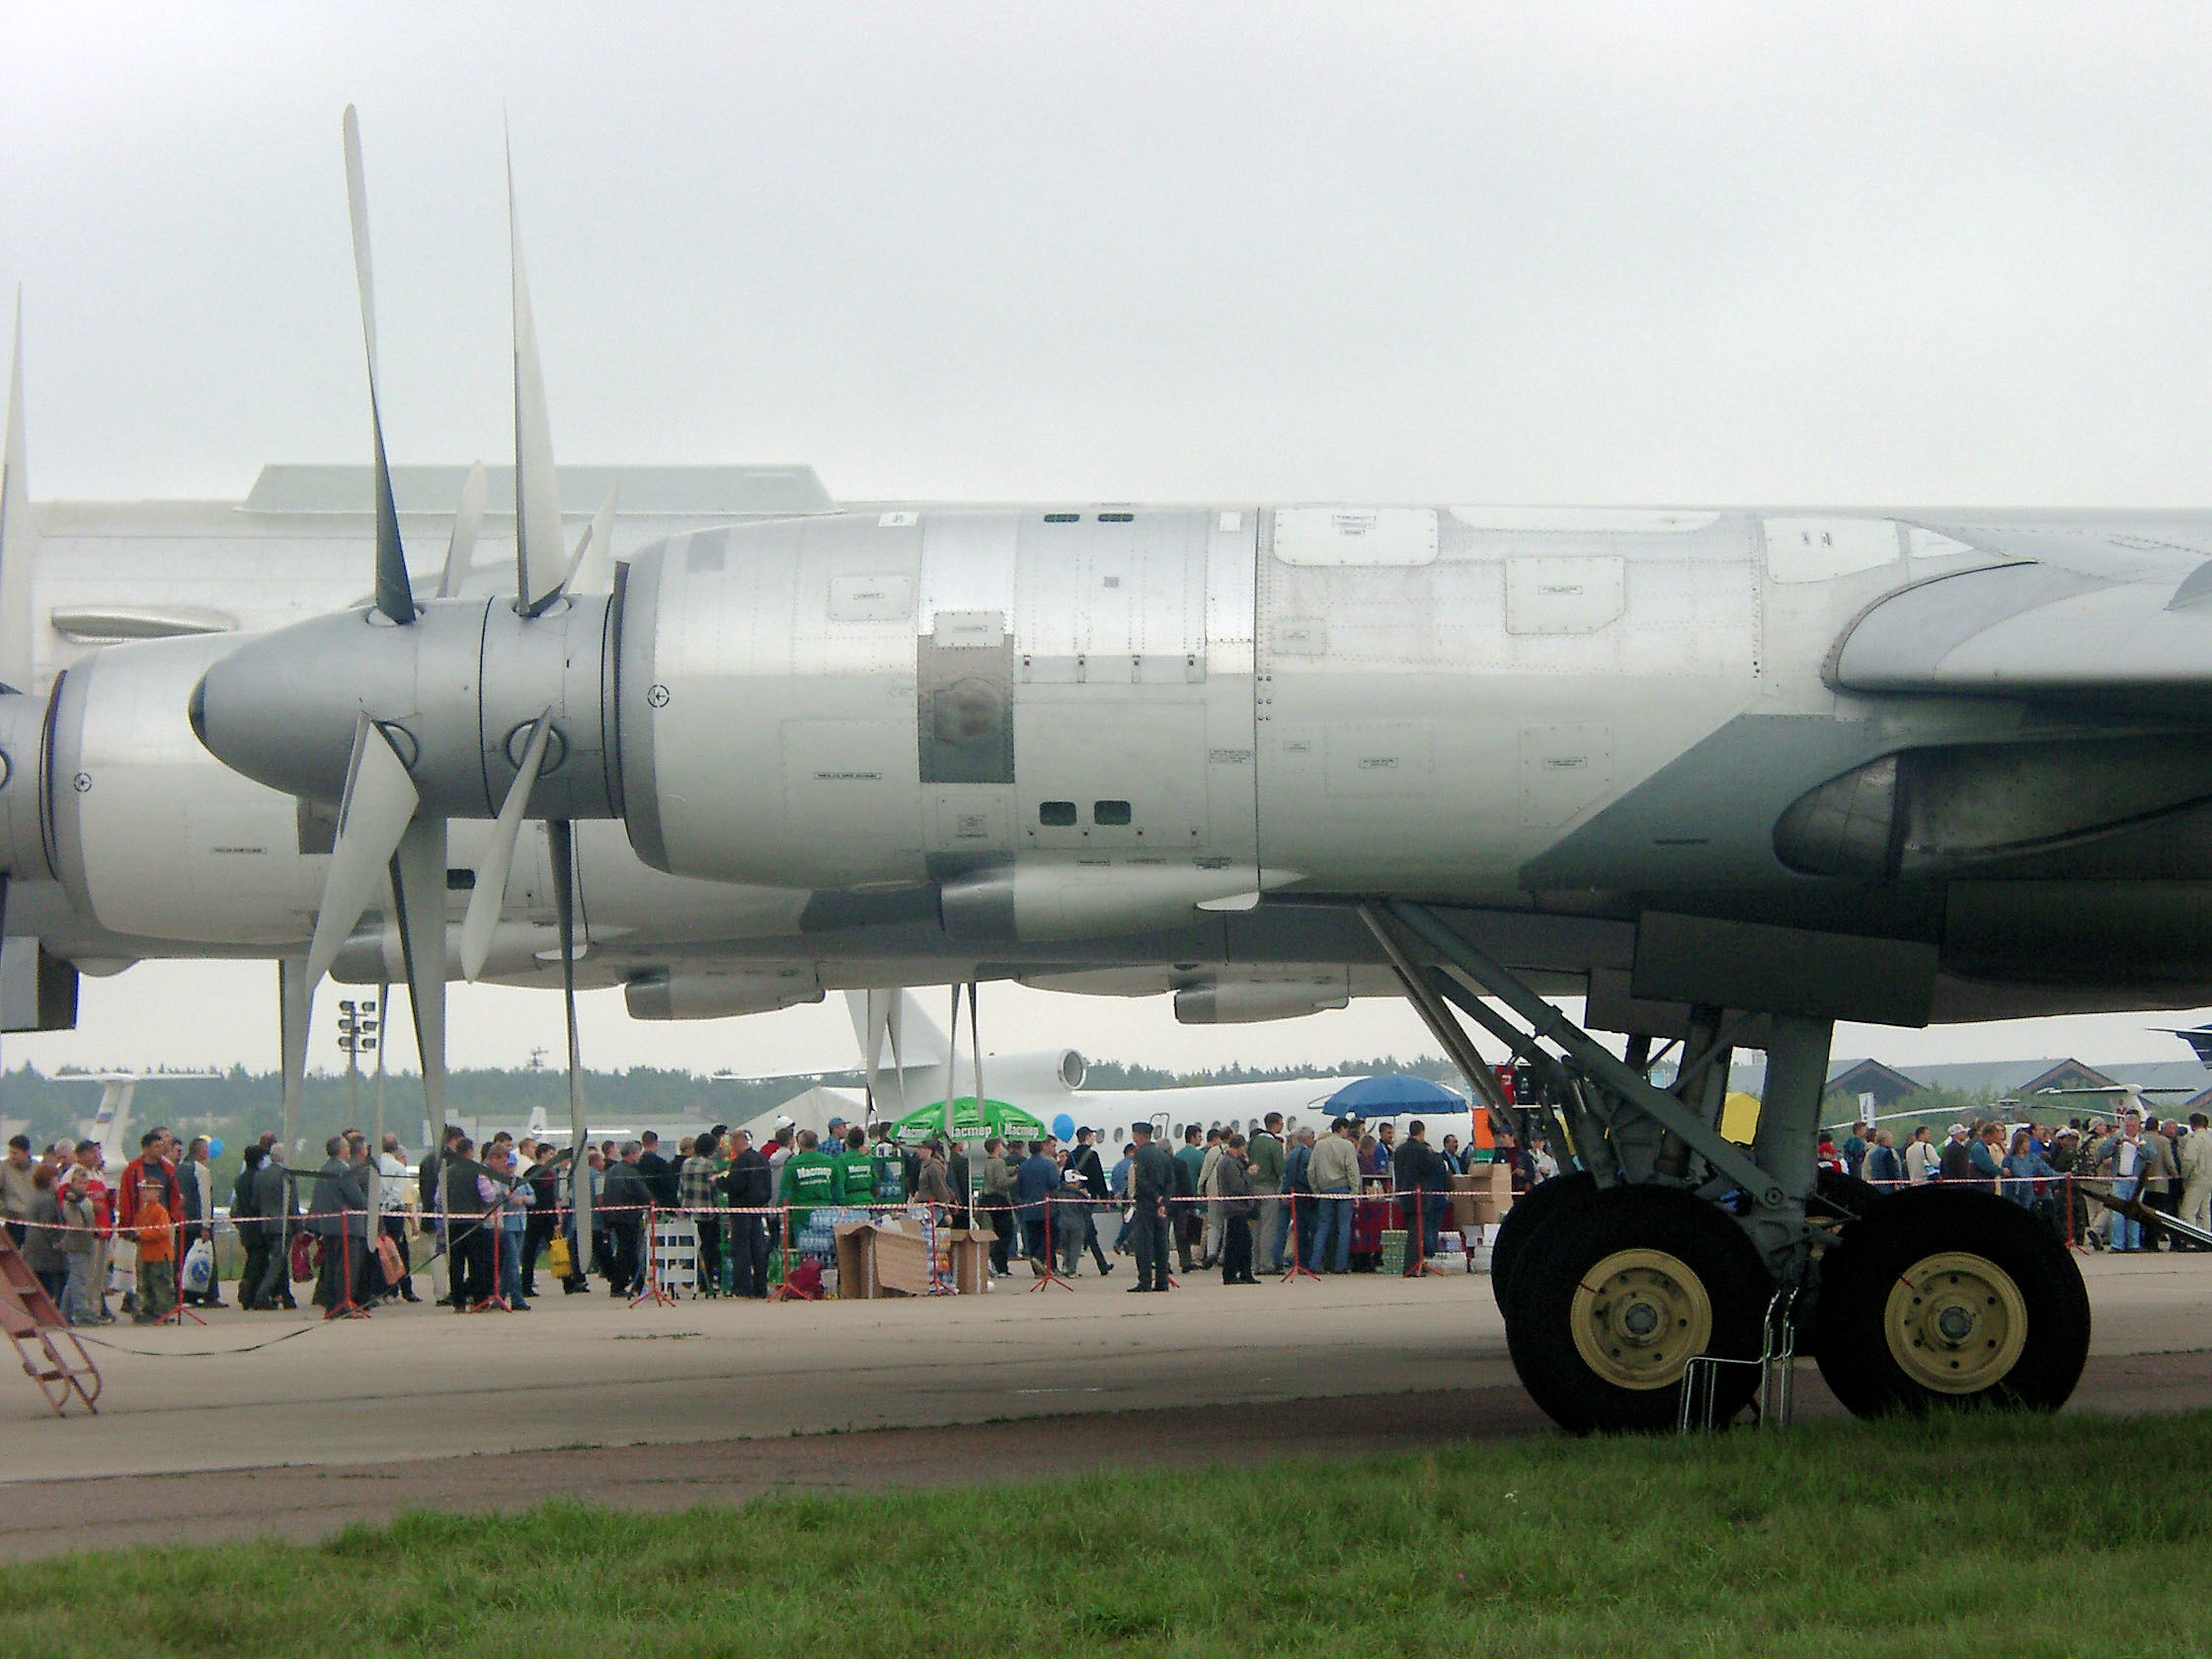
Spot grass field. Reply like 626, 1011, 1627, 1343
14, 1409, 2207, 1658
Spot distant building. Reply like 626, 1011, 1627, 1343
1824, 1059, 1925, 1110
2014, 1060, 2122, 1097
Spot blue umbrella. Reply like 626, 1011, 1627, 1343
1323, 1073, 1465, 1118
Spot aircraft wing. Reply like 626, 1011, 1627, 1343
1833, 525, 2212, 700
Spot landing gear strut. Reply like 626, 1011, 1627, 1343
1364, 900, 2092, 1433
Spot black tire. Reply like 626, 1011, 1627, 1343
1812, 1167, 1885, 1225
1505, 1184, 1772, 1435
1813, 1185, 2090, 1417
1488, 1170, 1597, 1313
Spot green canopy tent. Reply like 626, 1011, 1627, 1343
887, 1095, 1048, 1146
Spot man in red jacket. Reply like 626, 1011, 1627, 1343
115, 1128, 181, 1314
117, 1127, 181, 1232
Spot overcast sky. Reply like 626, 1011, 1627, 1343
5, 3, 2212, 1085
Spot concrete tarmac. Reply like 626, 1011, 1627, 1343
3, 1250, 2205, 1560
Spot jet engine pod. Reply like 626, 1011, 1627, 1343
624, 964, 825, 1021
939, 858, 1280, 943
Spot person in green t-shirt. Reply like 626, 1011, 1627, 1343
835, 1127, 877, 1208
870, 1128, 908, 1204
778, 1131, 842, 1234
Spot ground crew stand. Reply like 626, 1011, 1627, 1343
0, 1229, 101, 1415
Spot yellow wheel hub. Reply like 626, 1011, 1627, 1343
1570, 1247, 1712, 1390
1883, 1250, 2027, 1394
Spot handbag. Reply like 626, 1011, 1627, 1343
375, 1230, 406, 1287
289, 1229, 316, 1282
181, 1237, 215, 1294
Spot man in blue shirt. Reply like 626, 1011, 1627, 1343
1014, 1139, 1061, 1276
1109, 1142, 1136, 1254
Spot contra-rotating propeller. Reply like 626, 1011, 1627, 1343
281, 106, 608, 1245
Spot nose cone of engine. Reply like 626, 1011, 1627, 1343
190, 608, 429, 805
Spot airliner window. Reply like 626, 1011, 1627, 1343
1093, 800, 1132, 826
1040, 801, 1077, 827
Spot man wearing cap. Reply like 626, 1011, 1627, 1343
1937, 1123, 1976, 1182
1127, 1123, 1175, 1292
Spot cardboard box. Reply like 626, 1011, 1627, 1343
832, 1222, 879, 1300
873, 1226, 933, 1296
940, 1227, 993, 1296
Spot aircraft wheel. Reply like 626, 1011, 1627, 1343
1811, 1167, 1885, 1225
1505, 1184, 1769, 1434
1488, 1171, 1596, 1312
1813, 1186, 2090, 1416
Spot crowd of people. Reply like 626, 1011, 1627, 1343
1820, 1106, 2212, 1248
0, 1125, 237, 1325
0, 1105, 1529, 1319
12, 1096, 2198, 1324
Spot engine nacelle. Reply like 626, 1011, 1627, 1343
615, 510, 1266, 936
1173, 973, 1352, 1024
624, 965, 825, 1020
49, 634, 324, 945
978, 1046, 1088, 1096
0, 685, 48, 882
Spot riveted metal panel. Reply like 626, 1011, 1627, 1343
919, 610, 1014, 785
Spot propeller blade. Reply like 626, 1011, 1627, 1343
0, 291, 34, 690
548, 819, 590, 1269
457, 707, 554, 981
342, 106, 416, 627
390, 815, 449, 1184
561, 483, 619, 595
436, 460, 488, 598
507, 128, 566, 615
304, 717, 421, 989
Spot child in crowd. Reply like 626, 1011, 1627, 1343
133, 1178, 177, 1325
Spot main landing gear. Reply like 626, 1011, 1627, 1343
1363, 900, 2092, 1433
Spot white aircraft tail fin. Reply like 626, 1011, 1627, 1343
845, 988, 949, 1072
846, 988, 955, 1118
88, 1079, 136, 1164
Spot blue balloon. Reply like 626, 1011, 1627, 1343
207, 1138, 225, 1159
1051, 1112, 1075, 1141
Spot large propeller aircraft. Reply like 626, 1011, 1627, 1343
22, 106, 2212, 1430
